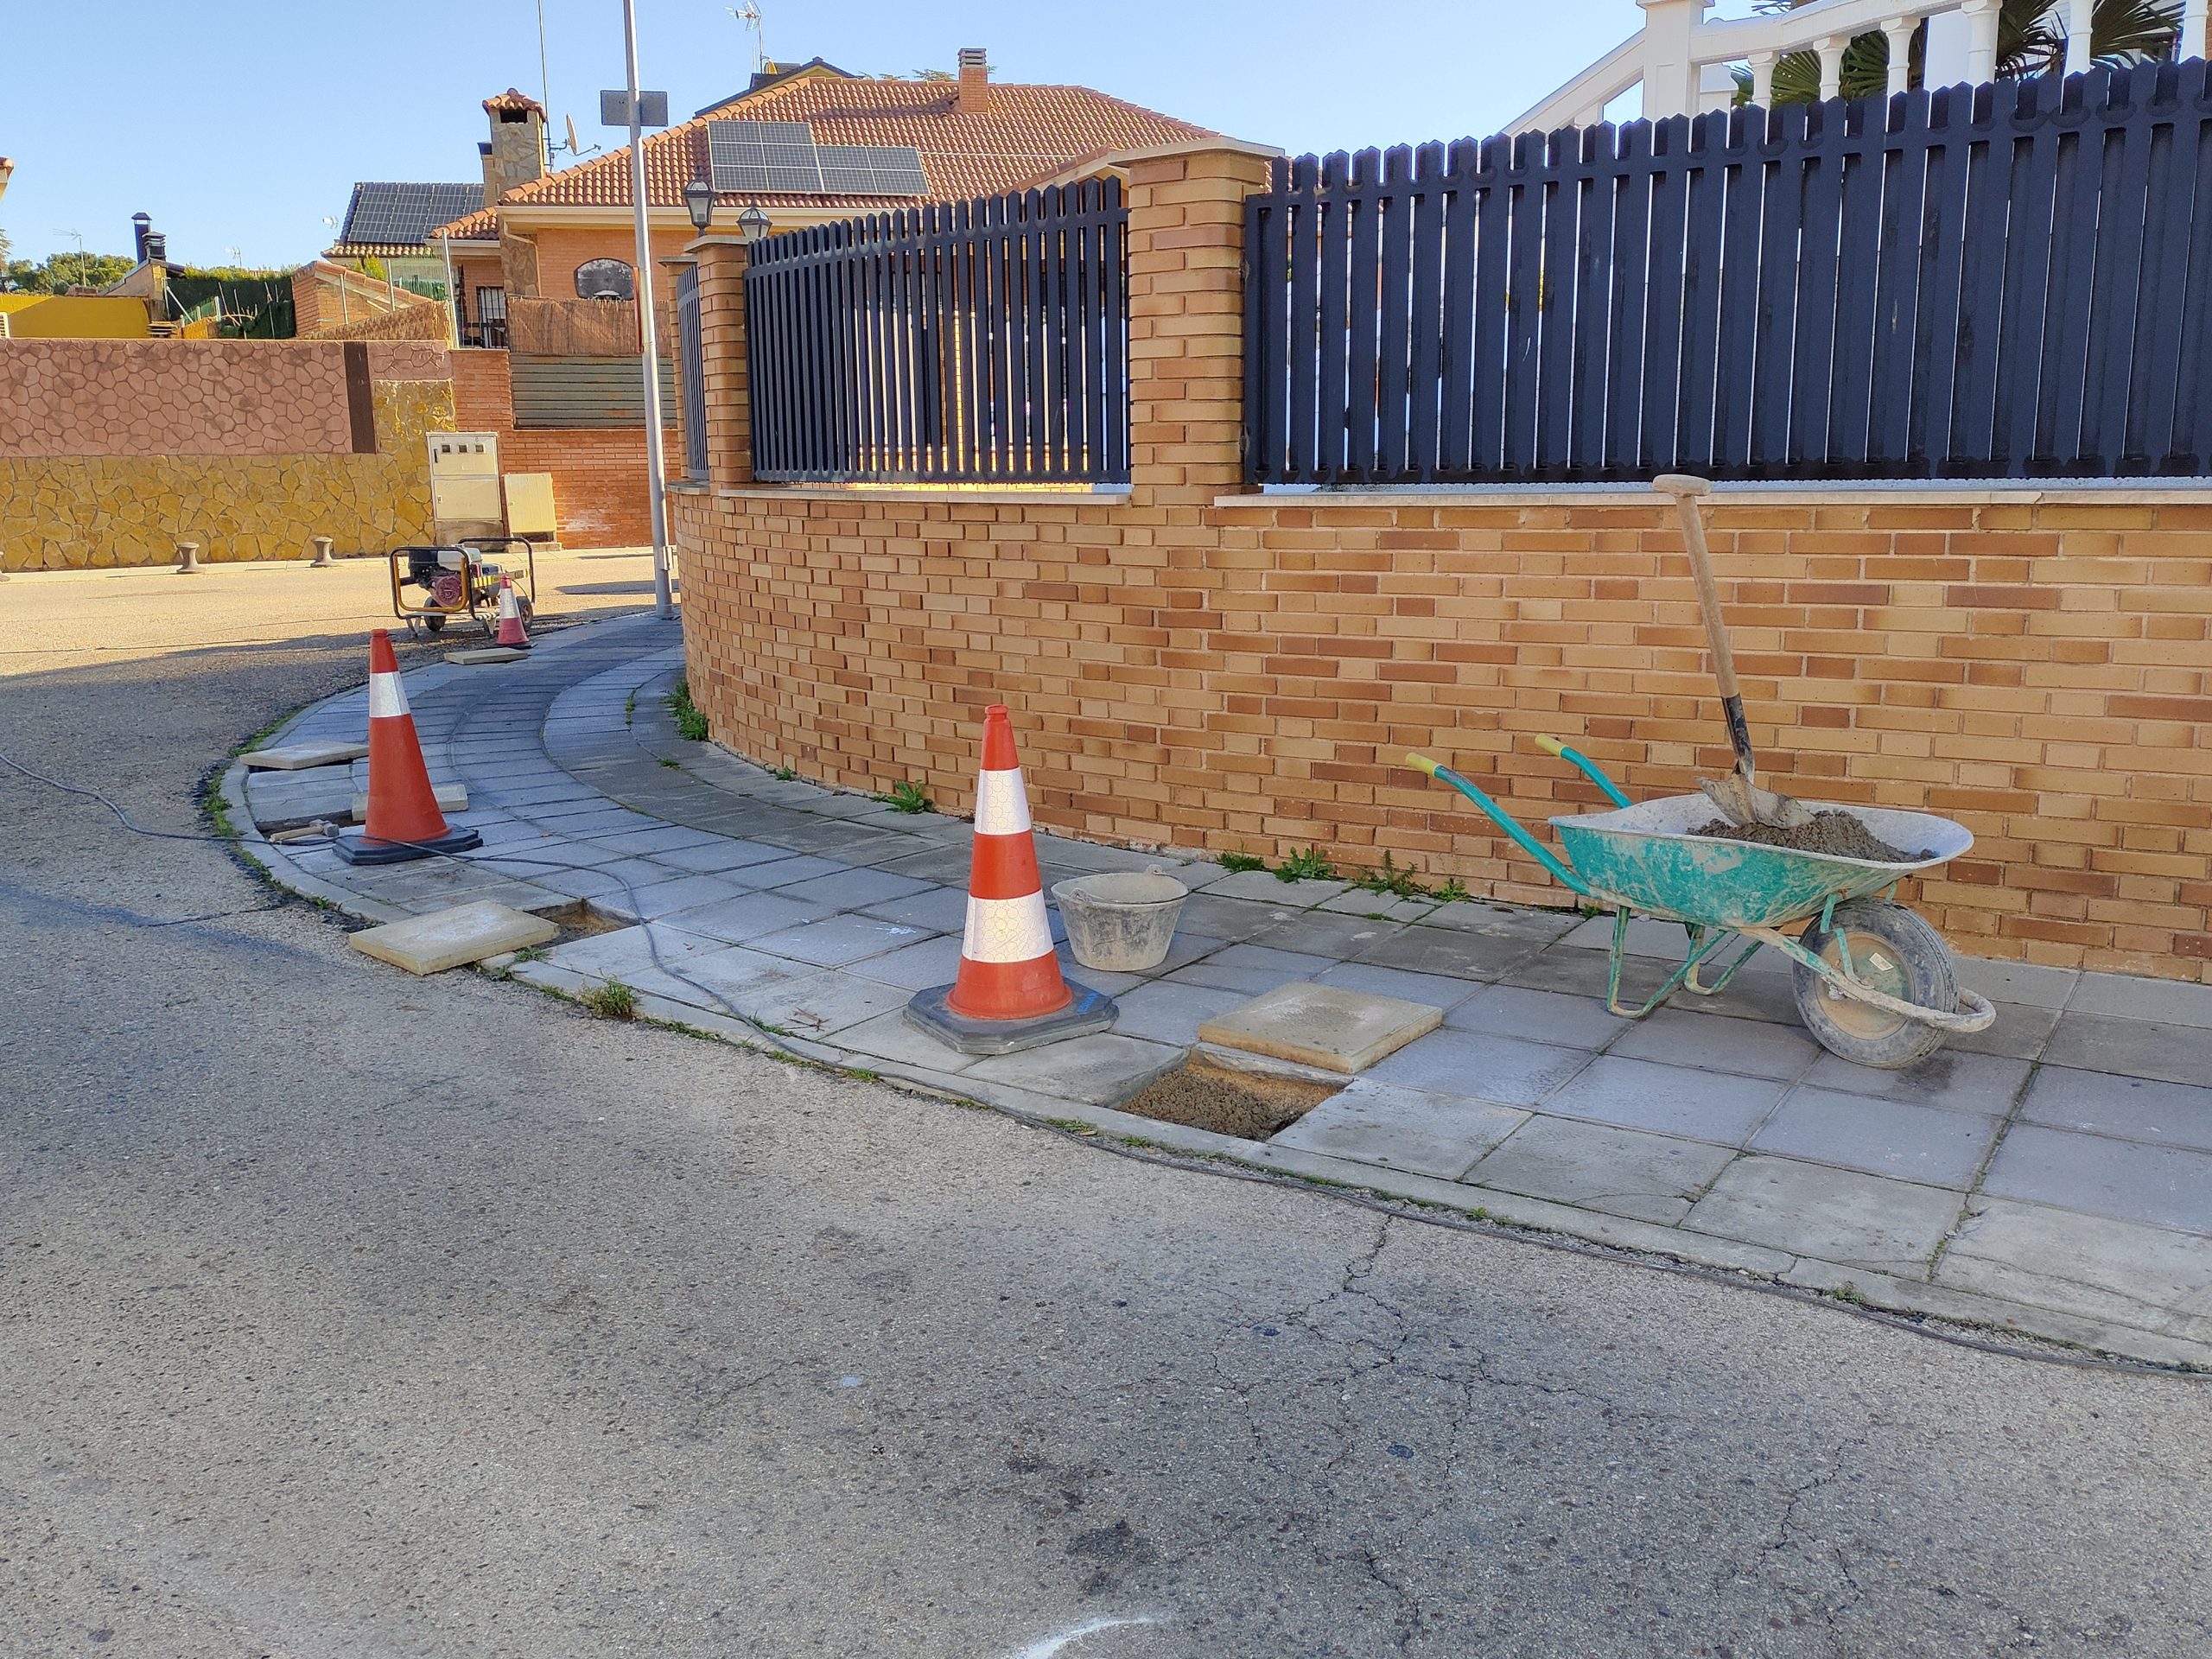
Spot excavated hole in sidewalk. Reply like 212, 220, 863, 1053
1116, 1058, 1341, 1141
539, 899, 628, 945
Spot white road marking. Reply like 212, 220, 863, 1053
1002, 1613, 1164, 1659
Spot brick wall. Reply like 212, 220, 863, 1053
670, 143, 2212, 982
450, 347, 677, 547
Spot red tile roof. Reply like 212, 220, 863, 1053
483, 87, 545, 116
462, 70, 1217, 224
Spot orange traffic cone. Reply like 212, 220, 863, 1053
493, 575, 531, 649
333, 629, 484, 866
906, 705, 1115, 1054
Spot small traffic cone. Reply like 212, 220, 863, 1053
906, 705, 1115, 1054
493, 575, 531, 649
333, 629, 483, 866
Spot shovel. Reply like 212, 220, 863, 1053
1652, 474, 1814, 831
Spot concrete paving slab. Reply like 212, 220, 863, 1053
650, 836, 803, 874
833, 1010, 985, 1074
1541, 1056, 1788, 1145
1684, 1157, 1961, 1271
779, 868, 934, 910
1945, 999, 2060, 1062
964, 1032, 1183, 1107
1752, 1088, 2002, 1188
349, 900, 559, 976
627, 873, 756, 918
1466, 1118, 1736, 1225
855, 887, 971, 934
1800, 1049, 2032, 1116
1204, 869, 1353, 907
1271, 1082, 1526, 1180
1420, 901, 1580, 941
2066, 969, 2212, 1030
1107, 981, 1251, 1047
2019, 1065, 2212, 1153
1313, 959, 1487, 1011
1444, 984, 1630, 1052
1164, 943, 1337, 995
1316, 890, 1443, 924
1255, 909, 1406, 961
350, 784, 467, 823
1365, 1027, 1592, 1106
2042, 1010, 2212, 1088
1954, 957, 2081, 1012
663, 890, 838, 944
1604, 1005, 1819, 1079
443, 645, 530, 664
716, 854, 855, 891
1356, 925, 1546, 982
1172, 892, 1296, 944
1981, 1124, 2212, 1234
751, 915, 935, 968
588, 824, 731, 855
844, 935, 966, 992
1200, 982, 1444, 1075
243, 739, 368, 770
1935, 1198, 2212, 1341
736, 968, 907, 1038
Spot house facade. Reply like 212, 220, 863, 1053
424, 53, 1215, 547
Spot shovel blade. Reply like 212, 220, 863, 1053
1699, 773, 1816, 830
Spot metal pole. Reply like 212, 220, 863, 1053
622, 0, 676, 620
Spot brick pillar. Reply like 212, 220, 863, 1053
689, 232, 753, 488
1121, 140, 1276, 507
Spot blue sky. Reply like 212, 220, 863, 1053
3, 0, 1636, 269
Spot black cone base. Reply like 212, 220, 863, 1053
904, 982, 1116, 1055
331, 824, 484, 866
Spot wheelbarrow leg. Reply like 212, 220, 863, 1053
1605, 908, 1758, 1020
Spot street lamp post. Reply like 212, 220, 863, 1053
620, 0, 675, 621
684, 176, 715, 233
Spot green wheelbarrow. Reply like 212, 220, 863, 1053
1408, 743, 1995, 1070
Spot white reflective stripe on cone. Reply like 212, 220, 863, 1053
961, 891, 1053, 963
367, 673, 410, 719
973, 767, 1032, 836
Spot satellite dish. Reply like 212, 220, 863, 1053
566, 114, 582, 156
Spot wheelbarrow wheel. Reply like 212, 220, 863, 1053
1792, 899, 1955, 1070
423, 613, 447, 635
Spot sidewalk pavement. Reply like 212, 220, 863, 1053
229, 612, 2212, 1369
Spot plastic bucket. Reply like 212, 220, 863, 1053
1051, 871, 1189, 972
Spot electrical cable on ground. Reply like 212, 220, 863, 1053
3, 741, 2202, 1382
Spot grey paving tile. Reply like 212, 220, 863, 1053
1466, 1117, 1735, 1225
664, 890, 838, 945
2019, 1065, 2212, 1153
1936, 1198, 2212, 1341
651, 836, 801, 874
1753, 1088, 2001, 1189
1444, 984, 1628, 1052
1173, 893, 1296, 944
1256, 910, 1405, 962
1313, 960, 1483, 1012
1981, 1125, 2212, 1235
527, 805, 656, 836
2042, 1011, 2212, 1089
719, 854, 855, 891
857, 885, 973, 933
832, 1011, 982, 1074
1106, 981, 1250, 1046
1541, 1056, 1788, 1145
2067, 969, 2212, 1030
964, 1033, 1184, 1108
751, 914, 937, 968
1317, 889, 1443, 925
1945, 999, 2060, 1062
1953, 957, 2080, 1013
546, 923, 735, 985
1605, 1006, 1820, 1080
1271, 1082, 1526, 1180
779, 868, 934, 910
1684, 1157, 1961, 1271
1800, 1049, 2031, 1116
1366, 1027, 1593, 1107
661, 944, 804, 1003
870, 847, 979, 886
580, 825, 727, 855
844, 935, 966, 992
1354, 925, 1543, 982
1165, 944, 1336, 996
736, 969, 907, 1038
1421, 901, 1580, 942
628, 873, 754, 918
1205, 869, 1353, 907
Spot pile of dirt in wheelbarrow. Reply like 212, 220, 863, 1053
1691, 812, 1932, 864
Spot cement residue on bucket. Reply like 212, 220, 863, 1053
1691, 811, 1931, 864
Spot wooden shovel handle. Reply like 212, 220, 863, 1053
1654, 473, 1756, 778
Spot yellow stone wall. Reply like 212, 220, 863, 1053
0, 380, 452, 571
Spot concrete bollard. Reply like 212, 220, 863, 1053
308, 536, 336, 569
175, 539, 202, 575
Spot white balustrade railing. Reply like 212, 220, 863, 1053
1509, 0, 2209, 133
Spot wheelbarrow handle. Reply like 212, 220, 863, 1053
1535, 735, 1633, 810
1405, 753, 1592, 898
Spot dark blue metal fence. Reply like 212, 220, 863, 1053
745, 179, 1128, 483
676, 262, 706, 480
1245, 60, 2212, 485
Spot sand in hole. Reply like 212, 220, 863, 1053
1117, 1058, 1340, 1141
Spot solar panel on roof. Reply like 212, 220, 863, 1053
340, 181, 485, 247
705, 121, 925, 196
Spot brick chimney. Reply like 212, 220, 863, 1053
481, 89, 548, 206
957, 47, 990, 115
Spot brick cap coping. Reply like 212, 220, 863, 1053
716, 484, 1135, 505
1224, 481, 2212, 508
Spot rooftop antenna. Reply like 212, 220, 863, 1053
729, 3, 767, 73
536, 0, 601, 158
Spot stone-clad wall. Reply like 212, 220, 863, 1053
0, 342, 452, 569
671, 143, 2212, 982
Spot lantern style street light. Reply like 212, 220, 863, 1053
683, 176, 715, 232
737, 203, 772, 244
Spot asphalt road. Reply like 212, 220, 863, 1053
3, 557, 2209, 1658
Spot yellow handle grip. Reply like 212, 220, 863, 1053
1404, 752, 1441, 778
1535, 734, 1567, 758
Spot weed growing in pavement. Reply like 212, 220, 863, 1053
581, 979, 638, 1020
200, 774, 239, 840
665, 681, 709, 741
658, 757, 681, 769
1828, 1281, 1867, 1306
624, 691, 637, 726
771, 766, 798, 781
1351, 851, 1430, 901
512, 944, 550, 964
874, 780, 932, 814
1274, 846, 1337, 883
1435, 879, 1471, 905
1219, 849, 1265, 874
